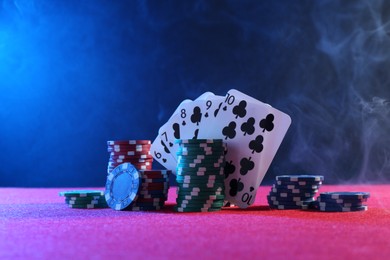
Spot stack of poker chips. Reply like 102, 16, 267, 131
267, 175, 323, 210
174, 139, 226, 212
105, 162, 170, 211
313, 192, 370, 212
107, 140, 152, 174
59, 190, 108, 209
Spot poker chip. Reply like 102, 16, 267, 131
59, 190, 108, 209
268, 204, 310, 210
68, 203, 109, 209
107, 140, 151, 145
267, 175, 323, 210
104, 162, 171, 211
174, 139, 226, 213
310, 192, 370, 212
107, 140, 153, 174
66, 198, 106, 205
319, 191, 370, 200
141, 178, 168, 183
273, 183, 321, 190
174, 206, 221, 212
175, 139, 224, 144
105, 163, 141, 210
276, 180, 323, 186
59, 190, 104, 197
276, 175, 324, 182
127, 206, 162, 211
176, 194, 225, 200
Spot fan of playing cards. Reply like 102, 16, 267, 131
151, 89, 292, 208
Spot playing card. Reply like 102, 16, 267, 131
151, 93, 219, 172
150, 135, 178, 171
161, 94, 225, 162
151, 99, 191, 171
207, 89, 291, 208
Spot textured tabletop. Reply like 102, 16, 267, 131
1, 185, 389, 259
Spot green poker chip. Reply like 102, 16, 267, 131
177, 146, 225, 152
65, 198, 107, 205
177, 183, 225, 191
176, 165, 224, 172
59, 190, 104, 197
175, 139, 224, 144
177, 158, 225, 165
177, 191, 225, 197
176, 198, 225, 205
176, 176, 225, 183
176, 203, 225, 210
174, 206, 222, 212
176, 194, 225, 200
65, 196, 103, 201
177, 148, 225, 154
68, 203, 109, 209
176, 178, 225, 184
177, 154, 224, 160
177, 182, 225, 189
177, 167, 224, 173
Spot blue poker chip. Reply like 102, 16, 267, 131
267, 198, 314, 207
273, 183, 321, 190
276, 180, 323, 187
319, 192, 370, 200
268, 191, 316, 199
276, 175, 324, 182
317, 196, 368, 204
268, 204, 309, 210
271, 187, 319, 194
267, 195, 315, 203
313, 201, 368, 212
104, 163, 141, 211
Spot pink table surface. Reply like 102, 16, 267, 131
1, 185, 389, 259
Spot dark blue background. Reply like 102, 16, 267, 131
1, 0, 389, 187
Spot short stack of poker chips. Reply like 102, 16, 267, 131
267, 175, 324, 210
105, 162, 170, 211
174, 139, 226, 212
313, 192, 370, 212
59, 190, 109, 209
107, 140, 153, 174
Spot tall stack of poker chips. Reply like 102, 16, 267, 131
267, 175, 324, 210
59, 190, 108, 209
105, 162, 170, 211
174, 139, 226, 212
107, 140, 153, 174
313, 192, 370, 212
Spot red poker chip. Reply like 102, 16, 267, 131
140, 172, 169, 176
107, 144, 152, 151
109, 156, 153, 162
108, 159, 153, 165
139, 186, 169, 191
108, 152, 153, 158
107, 140, 151, 145
108, 162, 152, 168
107, 165, 152, 171
107, 143, 151, 147
141, 176, 169, 181
107, 148, 151, 154
135, 198, 165, 203
140, 183, 169, 188
107, 164, 152, 169
140, 170, 171, 175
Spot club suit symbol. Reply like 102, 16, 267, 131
260, 114, 274, 132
